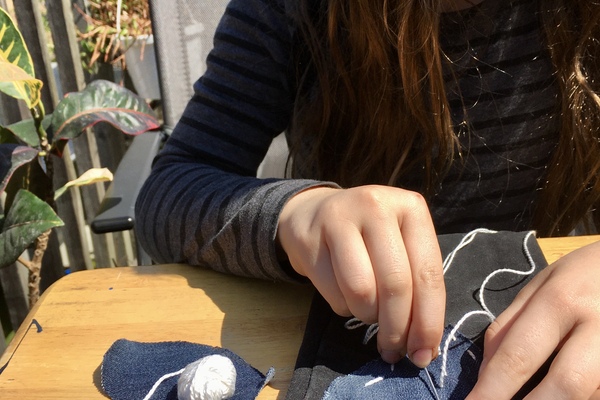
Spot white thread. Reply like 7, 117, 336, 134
363, 323, 379, 344
439, 310, 495, 387
478, 231, 537, 316
142, 355, 237, 400
443, 228, 498, 274
438, 230, 538, 388
342, 229, 539, 393
424, 367, 441, 400
521, 230, 538, 270
466, 349, 476, 361
364, 377, 384, 387
177, 355, 236, 400
344, 318, 379, 344
344, 318, 365, 330
344, 228, 498, 346
143, 368, 186, 400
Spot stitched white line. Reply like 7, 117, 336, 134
364, 376, 384, 387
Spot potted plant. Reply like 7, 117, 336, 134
0, 7, 160, 307
76, 0, 160, 99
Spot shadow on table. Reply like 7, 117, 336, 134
184, 269, 314, 399
96, 265, 314, 400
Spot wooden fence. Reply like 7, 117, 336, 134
0, 0, 142, 351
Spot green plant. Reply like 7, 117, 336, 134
0, 7, 159, 306
75, 0, 152, 72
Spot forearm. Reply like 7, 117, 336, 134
135, 156, 336, 281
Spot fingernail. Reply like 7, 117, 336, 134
380, 350, 403, 364
410, 348, 433, 369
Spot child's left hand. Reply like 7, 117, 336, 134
466, 240, 600, 400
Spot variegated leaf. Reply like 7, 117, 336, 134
0, 8, 42, 108
0, 144, 39, 194
51, 80, 159, 142
0, 189, 63, 268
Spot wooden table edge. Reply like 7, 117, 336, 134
3, 235, 600, 365
1, 234, 598, 386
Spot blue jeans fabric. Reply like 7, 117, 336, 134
323, 326, 481, 400
101, 339, 270, 400
286, 230, 550, 400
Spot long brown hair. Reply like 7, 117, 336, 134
289, 0, 600, 236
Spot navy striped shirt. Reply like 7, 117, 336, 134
135, 0, 559, 281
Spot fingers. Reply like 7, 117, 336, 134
364, 220, 412, 364
473, 324, 600, 400
399, 193, 445, 367
277, 185, 445, 367
327, 224, 377, 321
590, 389, 600, 400
526, 323, 600, 399
304, 241, 352, 317
467, 243, 600, 400
475, 266, 553, 368
331, 187, 445, 366
468, 299, 562, 399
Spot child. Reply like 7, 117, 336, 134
136, 0, 600, 397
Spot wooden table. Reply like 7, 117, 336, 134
0, 235, 598, 399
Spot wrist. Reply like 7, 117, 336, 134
276, 186, 340, 275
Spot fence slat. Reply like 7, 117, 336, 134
45, 0, 85, 93
0, 264, 28, 331
0, 93, 23, 126
46, 0, 126, 269
40, 228, 67, 292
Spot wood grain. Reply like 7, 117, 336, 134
537, 235, 600, 264
0, 265, 313, 399
0, 235, 597, 399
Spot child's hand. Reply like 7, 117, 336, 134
466, 240, 600, 400
277, 185, 445, 368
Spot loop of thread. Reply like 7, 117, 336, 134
344, 318, 379, 344
442, 228, 498, 274
439, 230, 538, 387
477, 231, 537, 316
343, 229, 539, 393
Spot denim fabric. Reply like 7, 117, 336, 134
101, 339, 269, 400
286, 231, 549, 400
323, 326, 481, 400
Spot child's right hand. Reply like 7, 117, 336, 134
277, 185, 445, 368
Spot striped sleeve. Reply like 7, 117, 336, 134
134, 0, 337, 282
